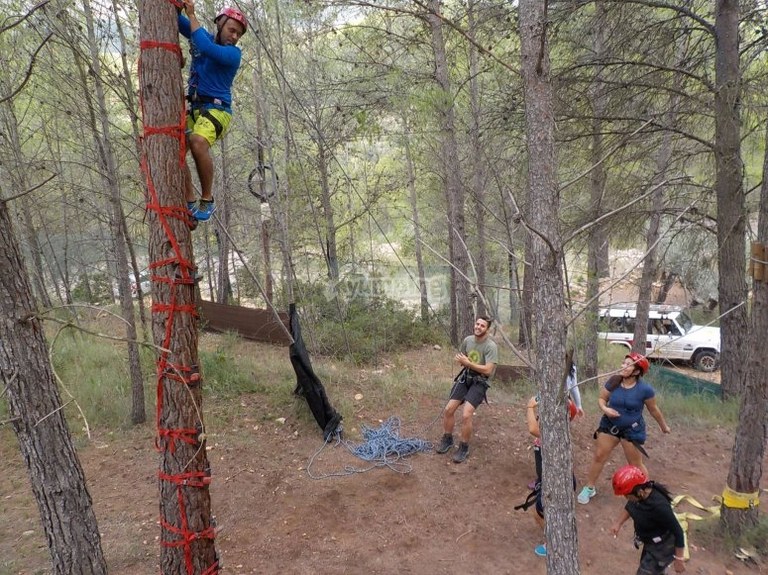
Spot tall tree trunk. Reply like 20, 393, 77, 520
113, 0, 150, 338
81, 0, 145, 424
2, 105, 53, 308
216, 139, 233, 304
519, 233, 534, 347
318, 144, 339, 281
584, 1, 608, 381
402, 115, 430, 322
138, 2, 218, 572
519, 2, 579, 574
271, 2, 296, 303
252, 46, 274, 304
715, 0, 748, 398
632, 128, 673, 354
720, 120, 768, 536
427, 0, 471, 344
1, 202, 107, 574
467, 0, 488, 318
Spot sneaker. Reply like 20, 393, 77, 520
435, 434, 454, 454
534, 544, 547, 557
193, 199, 216, 222
187, 200, 197, 212
452, 442, 470, 463
577, 485, 596, 504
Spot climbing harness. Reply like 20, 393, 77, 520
594, 424, 650, 458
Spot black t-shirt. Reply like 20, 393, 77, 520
625, 487, 685, 548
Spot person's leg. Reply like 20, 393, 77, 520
189, 133, 214, 202
436, 399, 461, 453
459, 402, 477, 444
578, 432, 619, 503
183, 161, 196, 205
442, 399, 461, 434
531, 504, 546, 556
620, 440, 648, 476
585, 432, 621, 486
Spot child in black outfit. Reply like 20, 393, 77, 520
610, 465, 687, 574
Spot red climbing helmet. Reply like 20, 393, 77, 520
625, 352, 650, 375
567, 399, 578, 421
612, 465, 649, 496
214, 7, 248, 33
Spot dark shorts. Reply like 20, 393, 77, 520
597, 416, 647, 443
637, 532, 675, 575
449, 375, 488, 408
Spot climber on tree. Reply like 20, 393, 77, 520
178, 0, 247, 222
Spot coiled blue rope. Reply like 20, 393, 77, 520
307, 416, 435, 479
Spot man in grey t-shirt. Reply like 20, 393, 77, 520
436, 316, 498, 463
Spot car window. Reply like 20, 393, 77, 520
677, 312, 693, 332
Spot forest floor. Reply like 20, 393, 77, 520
2, 341, 766, 575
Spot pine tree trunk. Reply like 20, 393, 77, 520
519, 1, 580, 573
138, 1, 218, 572
0, 201, 107, 574
720, 118, 768, 537
428, 0, 471, 343
715, 0, 748, 398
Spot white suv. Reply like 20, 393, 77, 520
597, 304, 720, 372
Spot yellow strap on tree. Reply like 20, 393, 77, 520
721, 485, 760, 510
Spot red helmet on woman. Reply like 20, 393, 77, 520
612, 465, 648, 496
214, 7, 248, 33
567, 399, 578, 421
625, 352, 650, 375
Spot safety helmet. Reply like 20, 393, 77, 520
612, 465, 648, 496
625, 352, 650, 375
214, 7, 248, 33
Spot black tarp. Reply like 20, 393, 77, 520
289, 304, 343, 440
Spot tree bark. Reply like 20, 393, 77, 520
584, 0, 608, 380
714, 0, 748, 398
427, 0, 471, 344
81, 0, 146, 424
519, 2, 579, 573
0, 202, 107, 574
720, 118, 768, 536
138, 1, 218, 572
467, 0, 488, 318
402, 114, 430, 322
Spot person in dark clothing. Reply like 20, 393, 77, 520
525, 394, 578, 557
611, 465, 687, 575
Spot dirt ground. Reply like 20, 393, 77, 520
2, 350, 766, 575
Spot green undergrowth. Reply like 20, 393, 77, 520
0, 311, 741, 443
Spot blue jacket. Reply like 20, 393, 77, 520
178, 14, 241, 113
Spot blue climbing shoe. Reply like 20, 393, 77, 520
193, 199, 216, 222
534, 544, 547, 557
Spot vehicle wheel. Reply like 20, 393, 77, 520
694, 351, 718, 372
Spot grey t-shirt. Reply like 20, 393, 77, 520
460, 335, 499, 381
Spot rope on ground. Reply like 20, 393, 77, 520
671, 493, 721, 560
307, 416, 434, 479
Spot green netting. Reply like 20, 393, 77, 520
645, 365, 721, 398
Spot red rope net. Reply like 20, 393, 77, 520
138, 3, 218, 573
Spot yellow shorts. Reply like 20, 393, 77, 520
186, 107, 232, 146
